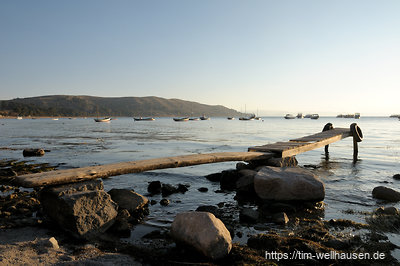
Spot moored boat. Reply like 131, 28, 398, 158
94, 117, 111, 122
310, 114, 319, 119
189, 117, 200, 121
296, 113, 303, 119
227, 117, 235, 120
239, 114, 256, 121
200, 115, 210, 120
133, 117, 155, 121
173, 117, 189, 122
284, 114, 296, 119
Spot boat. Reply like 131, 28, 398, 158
239, 114, 256, 121
304, 114, 312, 118
355, 113, 360, 119
189, 117, 200, 121
173, 117, 189, 122
133, 117, 155, 121
16, 116, 23, 120
284, 114, 296, 119
52, 118, 59, 121
200, 115, 210, 120
94, 117, 111, 122
296, 113, 303, 119
310, 114, 319, 120
227, 117, 235, 120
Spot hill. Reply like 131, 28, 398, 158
0, 95, 243, 117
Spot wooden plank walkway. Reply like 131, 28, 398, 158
248, 128, 351, 157
13, 126, 354, 188
14, 151, 274, 188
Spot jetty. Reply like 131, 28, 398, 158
13, 123, 362, 188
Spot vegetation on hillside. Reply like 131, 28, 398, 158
0, 95, 243, 117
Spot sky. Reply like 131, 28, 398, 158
1, 0, 399, 116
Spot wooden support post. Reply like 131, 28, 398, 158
322, 123, 333, 159
353, 137, 358, 163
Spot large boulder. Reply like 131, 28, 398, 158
108, 188, 149, 223
171, 212, 232, 259
254, 166, 325, 201
372, 186, 400, 202
40, 180, 118, 239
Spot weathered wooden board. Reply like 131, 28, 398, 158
248, 128, 351, 158
14, 151, 274, 188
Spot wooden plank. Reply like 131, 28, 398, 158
14, 151, 274, 188
248, 128, 351, 157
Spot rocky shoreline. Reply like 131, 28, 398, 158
1, 158, 400, 265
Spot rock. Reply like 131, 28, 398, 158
239, 208, 259, 224
147, 181, 161, 194
254, 166, 325, 201
372, 186, 400, 202
236, 162, 250, 170
177, 184, 189, 193
161, 184, 178, 196
40, 180, 118, 239
160, 198, 170, 206
220, 170, 240, 190
272, 212, 289, 225
198, 187, 208, 192
375, 206, 399, 215
46, 237, 60, 249
266, 156, 298, 167
107, 209, 131, 237
393, 174, 400, 180
108, 188, 149, 215
23, 148, 45, 157
171, 212, 232, 259
236, 169, 257, 194
205, 172, 222, 182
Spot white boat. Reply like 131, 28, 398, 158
133, 117, 155, 121
17, 116, 23, 120
94, 117, 111, 122
310, 114, 319, 119
52, 118, 59, 121
227, 117, 235, 120
284, 114, 296, 119
173, 117, 189, 122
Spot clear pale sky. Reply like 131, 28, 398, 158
1, 0, 399, 116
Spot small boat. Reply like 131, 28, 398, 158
94, 117, 111, 122
189, 117, 200, 121
284, 114, 296, 119
304, 114, 312, 118
173, 117, 189, 122
133, 117, 155, 121
227, 117, 235, 120
296, 113, 303, 119
16, 116, 23, 120
310, 114, 319, 120
355, 113, 360, 119
200, 116, 210, 120
239, 114, 256, 121
52, 118, 59, 121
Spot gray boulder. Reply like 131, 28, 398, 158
40, 180, 118, 239
372, 186, 400, 202
171, 211, 232, 259
236, 169, 257, 194
108, 189, 149, 214
254, 166, 325, 201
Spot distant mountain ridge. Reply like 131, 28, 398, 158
0, 95, 243, 117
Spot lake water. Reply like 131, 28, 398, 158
1, 116, 399, 256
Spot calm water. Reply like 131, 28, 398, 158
1, 116, 399, 253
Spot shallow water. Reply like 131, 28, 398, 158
1, 116, 399, 254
